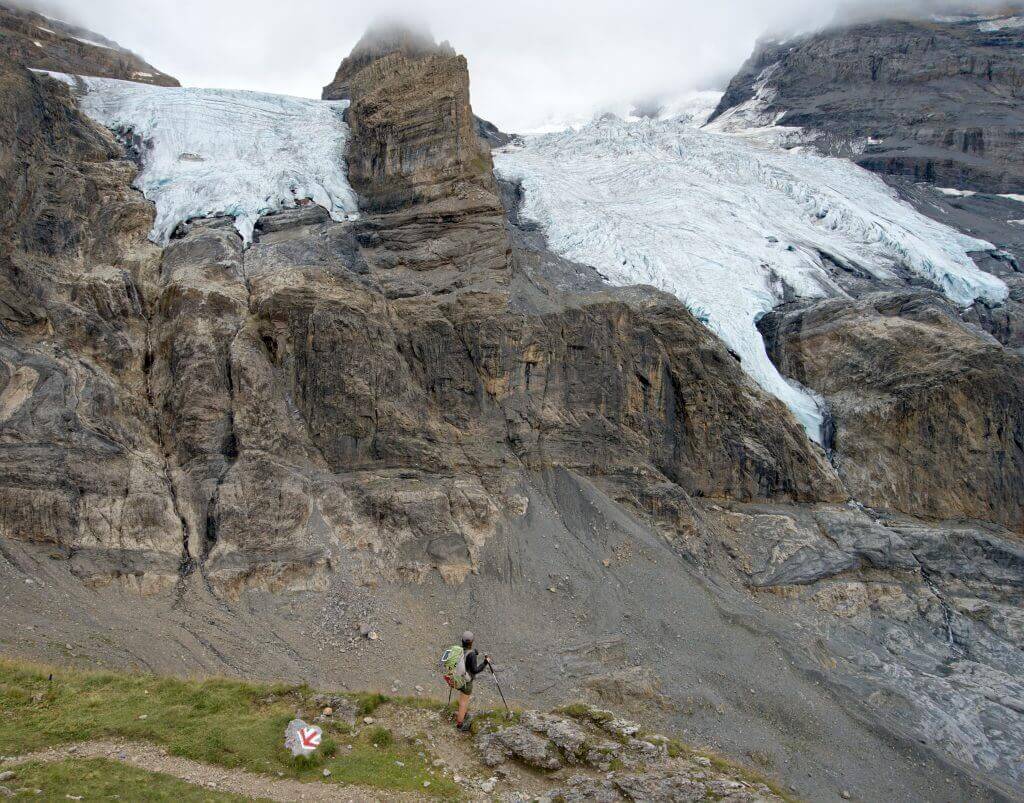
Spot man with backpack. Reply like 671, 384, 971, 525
440, 631, 490, 731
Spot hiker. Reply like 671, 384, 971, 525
441, 630, 490, 731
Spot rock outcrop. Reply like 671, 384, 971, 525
342, 26, 501, 213
759, 290, 1024, 532
710, 13, 1024, 194
476, 706, 785, 801
714, 498, 1024, 791
0, 54, 179, 588
321, 22, 451, 102
0, 3, 178, 87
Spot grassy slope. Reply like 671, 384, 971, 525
5, 758, 263, 801
0, 658, 458, 799
1, 658, 793, 802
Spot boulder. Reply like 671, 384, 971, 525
474, 724, 563, 770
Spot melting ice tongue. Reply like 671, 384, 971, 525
45, 73, 359, 245
494, 113, 1007, 441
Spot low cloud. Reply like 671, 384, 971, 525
8, 0, 1022, 131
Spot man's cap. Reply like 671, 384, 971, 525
462, 630, 474, 644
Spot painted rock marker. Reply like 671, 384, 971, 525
284, 718, 322, 757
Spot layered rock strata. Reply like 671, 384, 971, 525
711, 14, 1024, 194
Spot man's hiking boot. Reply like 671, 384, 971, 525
456, 716, 473, 732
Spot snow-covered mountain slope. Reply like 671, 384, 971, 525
46, 74, 359, 244
493, 114, 1006, 441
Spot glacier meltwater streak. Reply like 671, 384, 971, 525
45, 73, 359, 245
493, 113, 1007, 442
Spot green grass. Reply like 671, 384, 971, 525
555, 702, 615, 727
351, 691, 389, 717
0, 659, 458, 799
2, 758, 263, 801
352, 690, 446, 717
463, 706, 519, 736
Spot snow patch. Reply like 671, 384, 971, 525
979, 16, 1024, 31
935, 187, 977, 198
654, 91, 723, 128
494, 115, 1005, 442
46, 73, 358, 244
71, 35, 113, 49
935, 188, 1024, 205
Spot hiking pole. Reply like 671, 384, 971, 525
488, 661, 511, 717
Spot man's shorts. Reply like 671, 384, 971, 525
460, 678, 473, 696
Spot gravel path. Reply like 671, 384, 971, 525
2, 739, 426, 802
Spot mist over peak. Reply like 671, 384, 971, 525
4, 0, 1023, 138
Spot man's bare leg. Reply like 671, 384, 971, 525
456, 691, 471, 727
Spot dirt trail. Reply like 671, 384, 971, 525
2, 739, 429, 802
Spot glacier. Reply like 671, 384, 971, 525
493, 113, 1006, 442
45, 73, 359, 245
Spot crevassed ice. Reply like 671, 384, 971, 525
47, 73, 359, 245
493, 114, 1006, 442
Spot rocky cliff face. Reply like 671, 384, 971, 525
0, 29, 842, 595
321, 23, 452, 102
342, 27, 500, 213
759, 290, 1024, 532
0, 3, 178, 87
0, 54, 178, 587
711, 13, 1024, 194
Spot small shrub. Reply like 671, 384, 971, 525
319, 736, 338, 758
363, 725, 393, 747
666, 738, 689, 758
352, 692, 388, 717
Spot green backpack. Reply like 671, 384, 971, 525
440, 645, 469, 690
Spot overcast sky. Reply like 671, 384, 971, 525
15, 0, 1020, 131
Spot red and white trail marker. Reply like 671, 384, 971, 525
299, 727, 322, 749
285, 718, 323, 757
